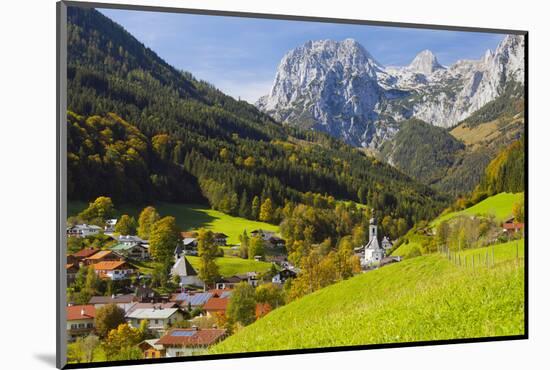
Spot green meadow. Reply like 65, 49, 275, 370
210, 243, 524, 353
68, 201, 279, 245
432, 192, 524, 227
129, 255, 273, 277
186, 256, 273, 277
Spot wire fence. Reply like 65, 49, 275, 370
437, 241, 523, 271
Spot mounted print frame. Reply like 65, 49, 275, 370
57, 1, 528, 368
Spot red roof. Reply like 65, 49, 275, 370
503, 222, 524, 230
85, 250, 118, 260
156, 328, 226, 347
181, 231, 198, 238
72, 248, 99, 258
203, 297, 229, 312
67, 305, 95, 321
92, 260, 131, 271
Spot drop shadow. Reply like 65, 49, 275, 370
34, 353, 57, 367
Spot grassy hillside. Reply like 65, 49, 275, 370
392, 192, 523, 258
68, 201, 278, 245
186, 256, 273, 277
432, 192, 523, 227
131, 255, 273, 277
210, 244, 524, 353
455, 239, 524, 265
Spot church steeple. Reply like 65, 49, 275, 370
369, 208, 377, 242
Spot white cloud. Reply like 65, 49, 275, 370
214, 78, 274, 104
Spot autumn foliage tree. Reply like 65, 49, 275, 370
137, 206, 160, 239
115, 214, 137, 235
94, 303, 126, 338
226, 282, 257, 326
259, 198, 273, 222
149, 216, 179, 263
78, 196, 115, 224
197, 229, 220, 289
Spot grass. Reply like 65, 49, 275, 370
68, 201, 279, 245
186, 256, 273, 277
129, 256, 273, 277
432, 192, 524, 227
392, 192, 524, 258
210, 247, 524, 354
452, 239, 524, 267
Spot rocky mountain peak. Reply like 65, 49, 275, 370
407, 50, 444, 75
257, 35, 524, 149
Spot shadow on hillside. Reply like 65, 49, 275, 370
167, 204, 220, 232
67, 200, 220, 232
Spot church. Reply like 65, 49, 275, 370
359, 210, 393, 266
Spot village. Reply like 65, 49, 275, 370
65, 206, 400, 360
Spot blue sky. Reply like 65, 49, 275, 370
99, 8, 507, 103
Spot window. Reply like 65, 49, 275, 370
71, 324, 77, 329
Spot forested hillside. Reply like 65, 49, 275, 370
66, 7, 448, 228
477, 139, 525, 195
379, 119, 465, 186
379, 89, 524, 196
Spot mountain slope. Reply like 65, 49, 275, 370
378, 119, 464, 186
66, 7, 448, 224
210, 250, 524, 353
257, 35, 524, 148
378, 84, 524, 195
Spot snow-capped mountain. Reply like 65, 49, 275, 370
257, 35, 525, 148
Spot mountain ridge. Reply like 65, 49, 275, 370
257, 35, 525, 148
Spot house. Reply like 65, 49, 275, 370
266, 236, 286, 248
212, 232, 228, 246
214, 276, 243, 290
272, 268, 297, 284
381, 236, 393, 252
88, 294, 138, 312
127, 307, 185, 335
66, 263, 79, 285
66, 305, 95, 342
110, 242, 150, 260
503, 218, 525, 236
235, 272, 259, 287
138, 338, 165, 359
70, 248, 99, 261
104, 219, 117, 233
250, 229, 275, 240
266, 255, 287, 265
202, 297, 230, 317
182, 238, 198, 248
126, 302, 179, 316
83, 250, 124, 265
172, 292, 213, 309
135, 285, 161, 303
181, 231, 198, 239
91, 260, 134, 280
156, 328, 226, 357
171, 255, 203, 287
116, 235, 147, 246
67, 224, 102, 238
